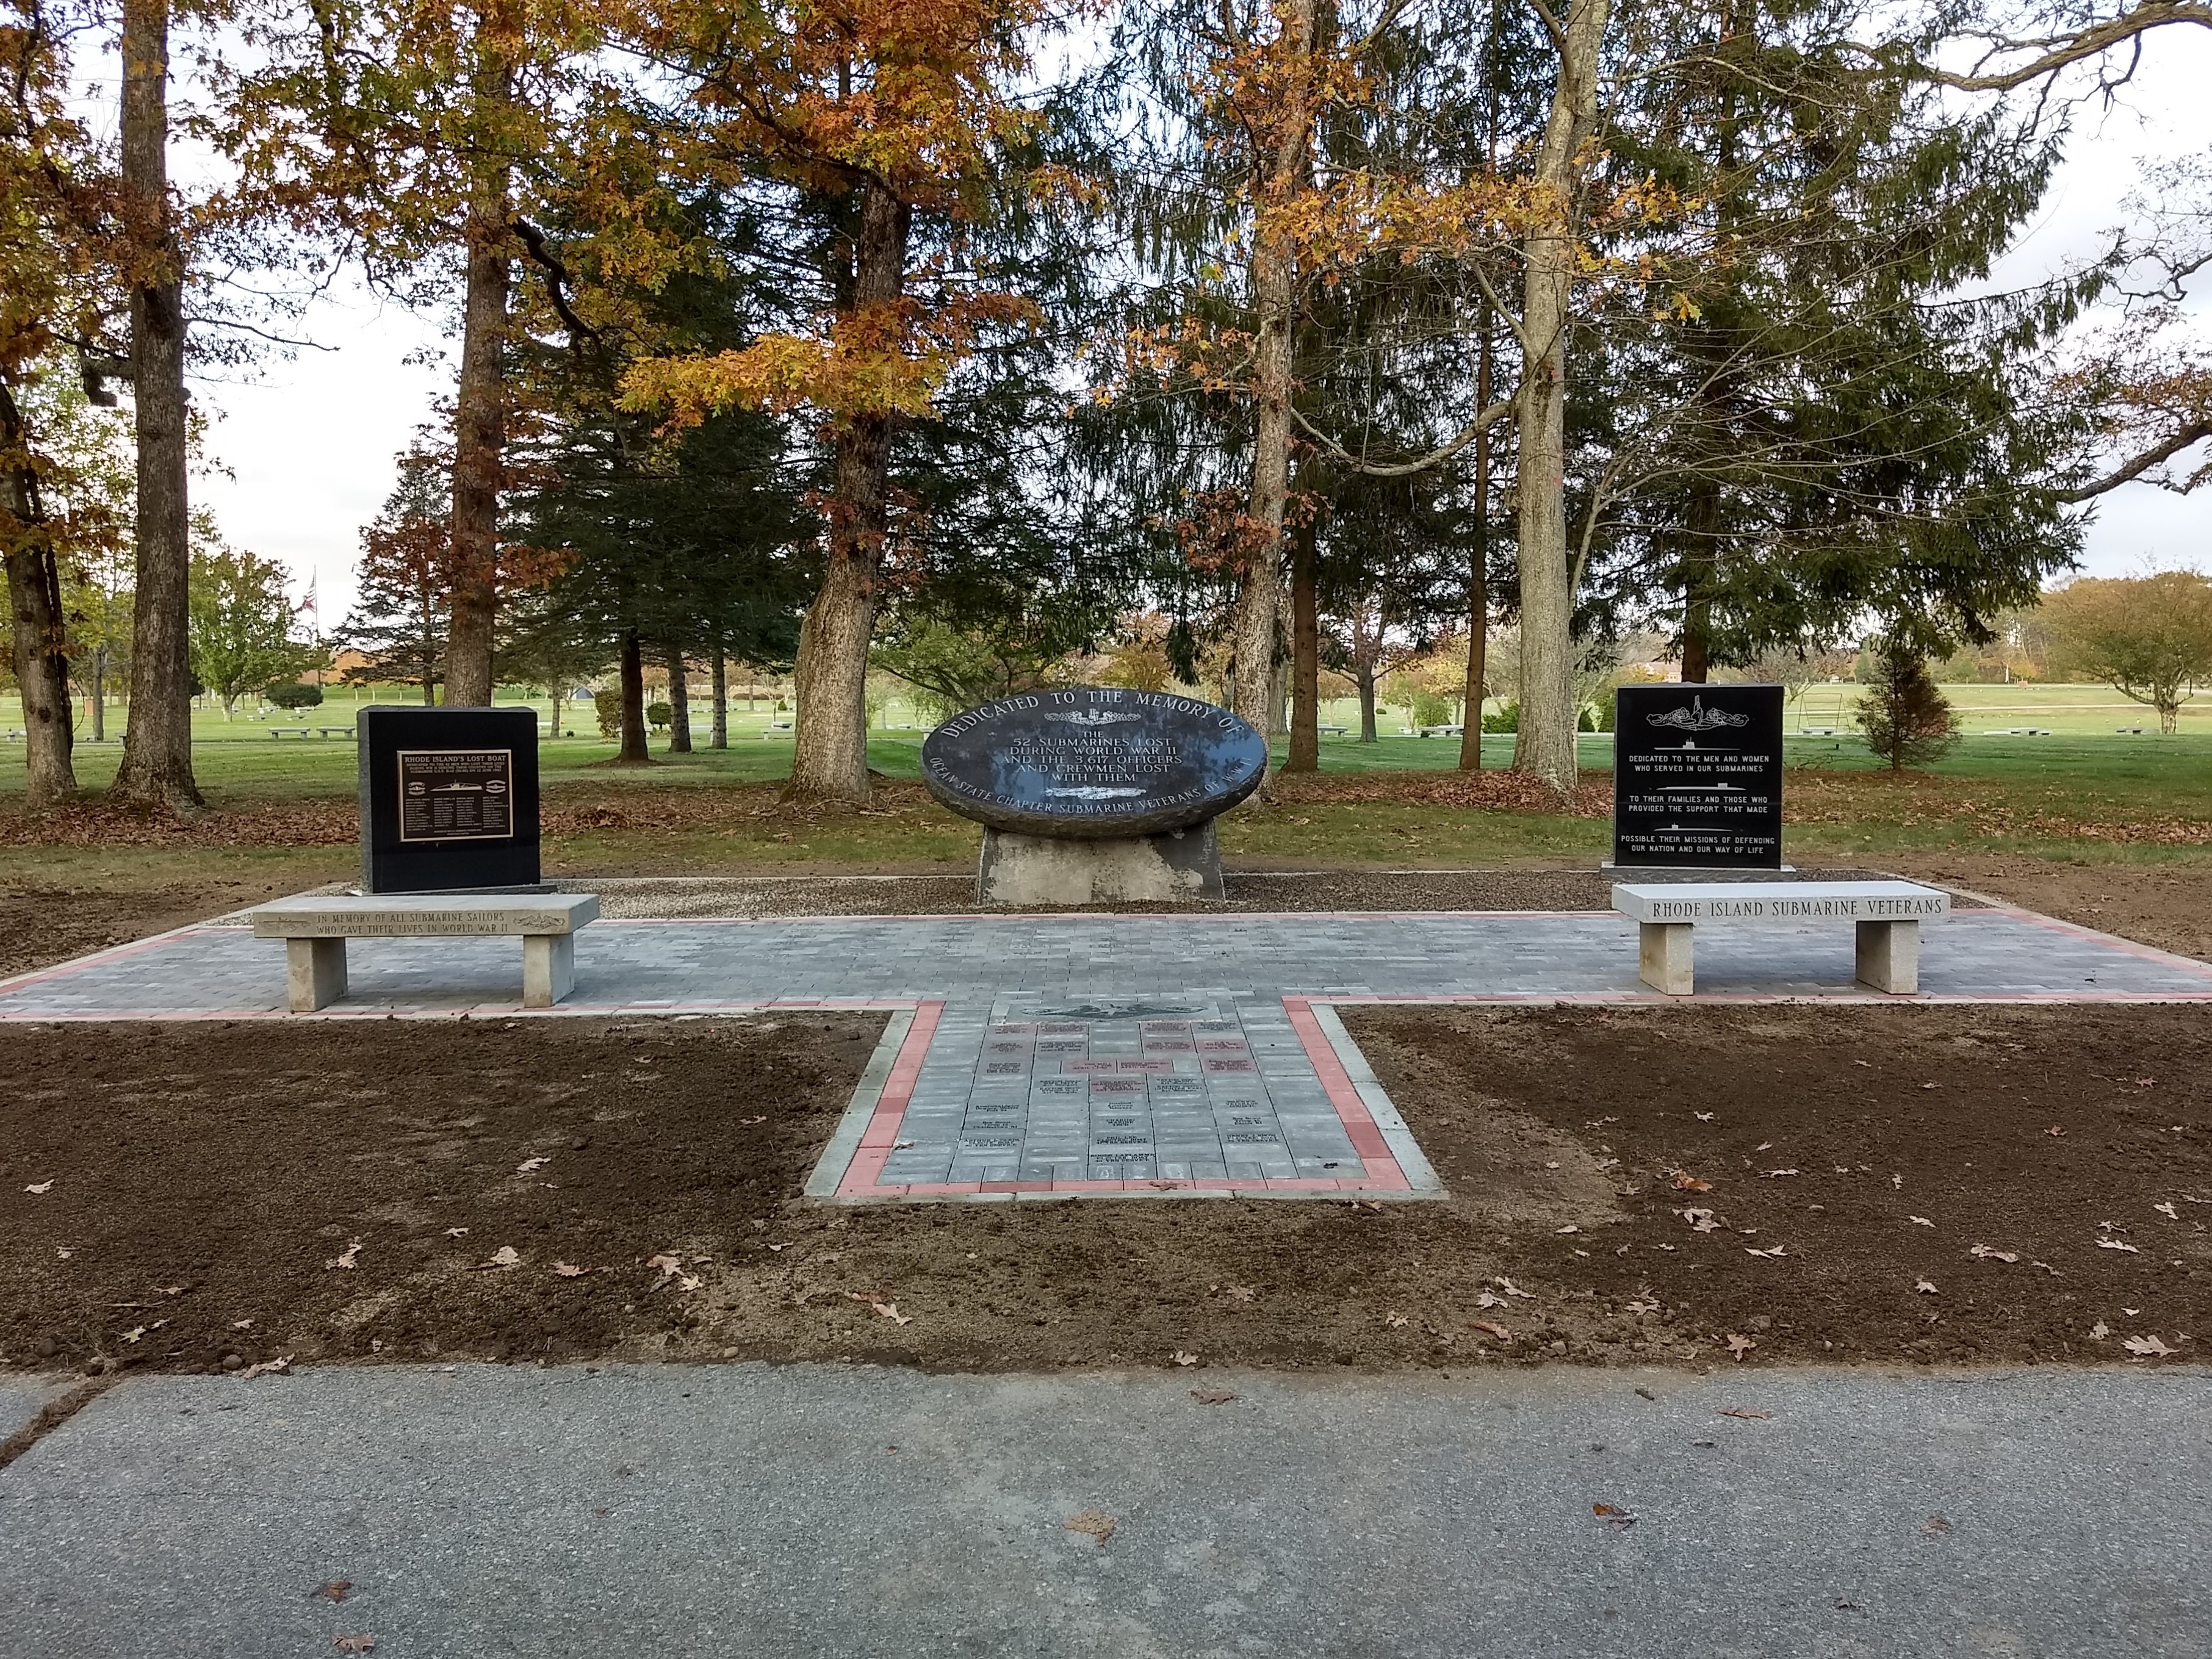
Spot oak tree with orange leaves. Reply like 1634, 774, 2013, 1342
611, 0, 1050, 804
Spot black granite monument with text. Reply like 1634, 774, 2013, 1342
921, 689, 1269, 902
357, 705, 542, 893
1612, 683, 1784, 870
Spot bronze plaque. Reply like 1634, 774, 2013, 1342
396, 749, 515, 843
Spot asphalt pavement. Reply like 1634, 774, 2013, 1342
1, 1361, 2204, 1657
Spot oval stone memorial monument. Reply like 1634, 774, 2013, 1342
921, 688, 1269, 904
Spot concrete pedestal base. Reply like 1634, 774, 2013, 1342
978, 823, 1223, 905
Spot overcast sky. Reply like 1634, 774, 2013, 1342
178, 27, 2212, 630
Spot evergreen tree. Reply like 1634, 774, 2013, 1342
1856, 634, 1959, 771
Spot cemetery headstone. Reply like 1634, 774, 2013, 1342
357, 705, 543, 893
921, 688, 1269, 902
1611, 683, 1784, 871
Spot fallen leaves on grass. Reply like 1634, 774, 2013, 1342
1191, 1388, 1236, 1405
1064, 1510, 1117, 1545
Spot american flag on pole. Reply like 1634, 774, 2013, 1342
297, 573, 319, 625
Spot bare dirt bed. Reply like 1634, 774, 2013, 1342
0, 883, 306, 984
1, 1006, 2203, 1378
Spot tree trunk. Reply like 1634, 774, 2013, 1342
442, 54, 514, 710
548, 685, 561, 738
91, 646, 106, 742
1509, 0, 1610, 794
1228, 0, 1317, 743
1284, 525, 1320, 772
110, 0, 201, 812
665, 643, 691, 752
789, 182, 910, 804
1458, 323, 1494, 772
616, 630, 651, 764
2, 389, 76, 808
710, 646, 727, 748
422, 673, 436, 706
1356, 672, 1378, 742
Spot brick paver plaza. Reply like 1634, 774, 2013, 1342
6, 902, 2209, 1201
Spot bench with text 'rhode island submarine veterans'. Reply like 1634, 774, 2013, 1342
247, 893, 600, 1012
1611, 880, 1951, 996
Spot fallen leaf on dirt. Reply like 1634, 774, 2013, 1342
1469, 1321, 1512, 1340
1224, 1283, 1256, 1302
325, 1242, 362, 1272
333, 1638, 375, 1654
1745, 1246, 1785, 1259
647, 1253, 681, 1277
1591, 1503, 1636, 1528
738, 1116, 767, 1126
1909, 1217, 1936, 1227
1922, 1515, 1953, 1537
24, 1181, 54, 1194
515, 1156, 550, 1175
1672, 1171, 1714, 1193
442, 1227, 469, 1237
1969, 1245, 2020, 1263
1762, 1169, 1802, 1178
1171, 1349, 1200, 1365
2136, 1077, 2156, 1087
1490, 1276, 1535, 1299
1725, 1333, 1757, 1360
676, 1274, 704, 1293
1555, 1225, 1580, 1235
1191, 1388, 1236, 1405
314, 1581, 352, 1603
766, 1242, 791, 1252
239, 1355, 292, 1380
481, 1246, 522, 1270
1694, 1111, 1715, 1121
1915, 1279, 1938, 1294
1473, 1292, 1508, 1309
2155, 1202, 2180, 1220
121, 1326, 146, 1344
1717, 1408, 1771, 1420
1063, 1510, 1117, 1544
2123, 1334, 2177, 1358
2095, 1239, 2141, 1254
2045, 1126, 2066, 1137
1678, 1208, 1721, 1233
552, 1262, 587, 1278
1891, 1175, 1904, 1188
2089, 1321, 2111, 1339
1626, 1297, 1660, 1315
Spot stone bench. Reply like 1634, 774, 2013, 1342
268, 727, 312, 739
317, 725, 355, 739
248, 894, 599, 1012
1612, 880, 1951, 996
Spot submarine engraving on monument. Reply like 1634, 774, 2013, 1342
921, 689, 1269, 901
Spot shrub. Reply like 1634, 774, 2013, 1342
1482, 700, 1519, 733
647, 701, 673, 731
593, 688, 623, 738
264, 682, 323, 710
1856, 636, 1959, 770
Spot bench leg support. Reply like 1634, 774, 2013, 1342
1638, 922, 1695, 996
284, 937, 347, 1012
522, 932, 575, 1009
1856, 919, 1919, 995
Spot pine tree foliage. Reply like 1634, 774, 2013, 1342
1856, 634, 1959, 771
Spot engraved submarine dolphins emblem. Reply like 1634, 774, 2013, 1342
1043, 709, 1140, 726
1646, 695, 1749, 733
